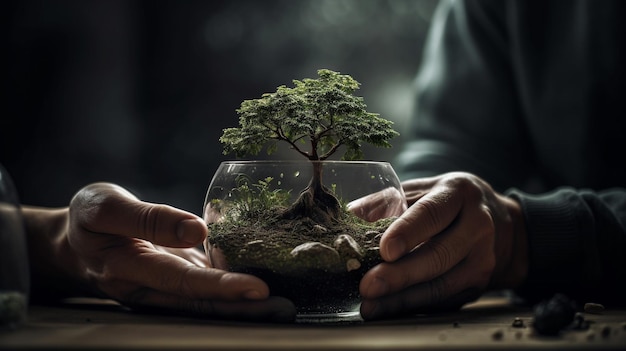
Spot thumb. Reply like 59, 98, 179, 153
70, 182, 207, 247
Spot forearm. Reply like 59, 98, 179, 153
22, 206, 91, 302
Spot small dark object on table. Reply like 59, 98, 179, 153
532, 293, 577, 336
583, 302, 605, 314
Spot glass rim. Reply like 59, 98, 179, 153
218, 160, 392, 166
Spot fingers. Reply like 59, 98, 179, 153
347, 187, 408, 222
360, 258, 487, 320
379, 183, 463, 262
155, 246, 210, 267
361, 228, 467, 299
130, 293, 297, 322
362, 200, 494, 297
102, 245, 270, 301
70, 182, 207, 248
400, 177, 438, 205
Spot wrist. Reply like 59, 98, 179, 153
22, 206, 89, 301
490, 195, 528, 289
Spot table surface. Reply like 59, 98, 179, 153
1, 296, 626, 350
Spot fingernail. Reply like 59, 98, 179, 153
365, 277, 389, 298
383, 236, 406, 261
176, 219, 205, 245
244, 289, 263, 300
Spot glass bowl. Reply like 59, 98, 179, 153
0, 164, 29, 329
203, 160, 406, 321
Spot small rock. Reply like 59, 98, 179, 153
532, 293, 577, 336
583, 302, 604, 314
240, 240, 268, 259
333, 234, 363, 260
512, 317, 525, 328
346, 258, 361, 272
290, 242, 341, 271
244, 239, 264, 248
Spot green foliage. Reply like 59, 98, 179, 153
220, 69, 399, 161
214, 176, 291, 225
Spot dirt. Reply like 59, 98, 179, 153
206, 213, 395, 314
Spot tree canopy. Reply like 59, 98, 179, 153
220, 69, 398, 161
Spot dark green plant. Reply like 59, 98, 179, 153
217, 175, 291, 224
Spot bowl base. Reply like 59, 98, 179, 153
295, 310, 363, 324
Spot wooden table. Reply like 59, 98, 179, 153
1, 297, 625, 350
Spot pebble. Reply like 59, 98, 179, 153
512, 317, 525, 328
583, 302, 605, 314
492, 329, 504, 341
290, 242, 341, 271
333, 234, 363, 259
532, 293, 576, 336
346, 258, 361, 272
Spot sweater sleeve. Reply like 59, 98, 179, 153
507, 187, 626, 305
394, 0, 533, 192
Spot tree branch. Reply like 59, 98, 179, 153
319, 141, 343, 160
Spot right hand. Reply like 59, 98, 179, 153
350, 173, 527, 320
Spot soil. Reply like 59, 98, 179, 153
206, 212, 395, 314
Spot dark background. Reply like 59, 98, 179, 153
1, 0, 438, 214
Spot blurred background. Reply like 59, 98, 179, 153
1, 0, 438, 214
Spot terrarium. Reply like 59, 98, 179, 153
204, 160, 406, 318
203, 69, 404, 320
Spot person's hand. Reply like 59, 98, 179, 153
354, 172, 528, 320
25, 182, 296, 321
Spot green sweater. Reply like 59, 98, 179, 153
396, 0, 626, 304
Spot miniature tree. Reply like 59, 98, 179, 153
220, 69, 398, 225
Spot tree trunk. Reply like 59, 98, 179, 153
281, 161, 341, 225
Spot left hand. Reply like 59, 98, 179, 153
350, 172, 528, 320
24, 182, 296, 321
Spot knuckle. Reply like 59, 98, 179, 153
136, 205, 163, 243
443, 173, 484, 201
412, 198, 443, 232
70, 189, 110, 230
424, 239, 453, 274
